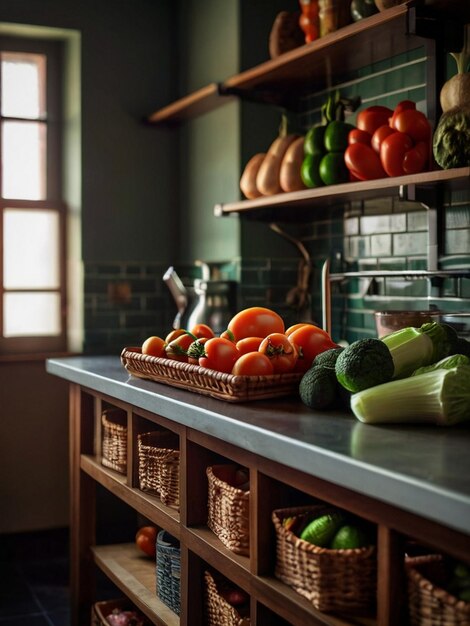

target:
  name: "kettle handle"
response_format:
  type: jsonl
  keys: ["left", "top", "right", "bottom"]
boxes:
{"left": 163, "top": 266, "right": 188, "bottom": 314}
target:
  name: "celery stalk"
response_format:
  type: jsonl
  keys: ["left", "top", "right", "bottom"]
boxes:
{"left": 381, "top": 326, "right": 434, "bottom": 378}
{"left": 350, "top": 365, "right": 470, "bottom": 426}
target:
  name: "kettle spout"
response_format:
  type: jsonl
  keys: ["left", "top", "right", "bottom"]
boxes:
{"left": 163, "top": 267, "right": 188, "bottom": 326}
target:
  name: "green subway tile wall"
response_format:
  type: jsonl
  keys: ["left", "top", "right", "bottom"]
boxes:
{"left": 83, "top": 46, "right": 469, "bottom": 352}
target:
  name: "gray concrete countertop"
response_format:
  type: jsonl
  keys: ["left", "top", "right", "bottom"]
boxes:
{"left": 47, "top": 355, "right": 470, "bottom": 536}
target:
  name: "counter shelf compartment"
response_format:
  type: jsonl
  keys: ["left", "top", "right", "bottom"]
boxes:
{"left": 101, "top": 407, "right": 128, "bottom": 474}
{"left": 272, "top": 504, "right": 377, "bottom": 614}
{"left": 138, "top": 430, "right": 180, "bottom": 510}
{"left": 204, "top": 568, "right": 250, "bottom": 626}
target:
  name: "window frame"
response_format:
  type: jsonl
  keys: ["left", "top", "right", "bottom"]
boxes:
{"left": 0, "top": 35, "right": 67, "bottom": 355}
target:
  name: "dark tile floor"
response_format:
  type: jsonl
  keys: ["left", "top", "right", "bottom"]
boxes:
{"left": 0, "top": 528, "right": 70, "bottom": 625}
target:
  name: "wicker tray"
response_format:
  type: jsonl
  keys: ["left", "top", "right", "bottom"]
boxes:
{"left": 406, "top": 555, "right": 470, "bottom": 626}
{"left": 121, "top": 347, "right": 302, "bottom": 402}
{"left": 138, "top": 431, "right": 180, "bottom": 510}
{"left": 204, "top": 570, "right": 250, "bottom": 626}
{"left": 207, "top": 465, "right": 250, "bottom": 556}
{"left": 272, "top": 505, "right": 377, "bottom": 613}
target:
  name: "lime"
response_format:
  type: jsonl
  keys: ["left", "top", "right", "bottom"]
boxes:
{"left": 299, "top": 513, "right": 344, "bottom": 547}
{"left": 330, "top": 524, "right": 368, "bottom": 549}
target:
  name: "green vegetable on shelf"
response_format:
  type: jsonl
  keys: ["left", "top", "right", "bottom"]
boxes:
{"left": 299, "top": 347, "right": 346, "bottom": 410}
{"left": 350, "top": 364, "right": 470, "bottom": 425}
{"left": 300, "top": 153, "right": 324, "bottom": 188}
{"left": 336, "top": 322, "right": 459, "bottom": 394}
{"left": 412, "top": 353, "right": 470, "bottom": 376}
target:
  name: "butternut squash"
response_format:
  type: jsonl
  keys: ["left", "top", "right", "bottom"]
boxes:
{"left": 240, "top": 153, "right": 266, "bottom": 199}
{"left": 279, "top": 136, "right": 307, "bottom": 192}
{"left": 256, "top": 123, "right": 298, "bottom": 196}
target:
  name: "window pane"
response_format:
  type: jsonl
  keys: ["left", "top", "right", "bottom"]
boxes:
{"left": 1, "top": 52, "right": 46, "bottom": 119}
{"left": 4, "top": 292, "right": 61, "bottom": 337}
{"left": 2, "top": 120, "right": 46, "bottom": 199}
{"left": 4, "top": 209, "right": 60, "bottom": 289}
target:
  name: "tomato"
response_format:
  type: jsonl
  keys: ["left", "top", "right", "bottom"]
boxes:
{"left": 165, "top": 328, "right": 186, "bottom": 343}
{"left": 285, "top": 322, "right": 315, "bottom": 337}
{"left": 165, "top": 332, "right": 195, "bottom": 361}
{"left": 402, "top": 140, "right": 429, "bottom": 174}
{"left": 259, "top": 333, "right": 298, "bottom": 374}
{"left": 371, "top": 124, "right": 395, "bottom": 153}
{"left": 199, "top": 337, "right": 240, "bottom": 373}
{"left": 135, "top": 526, "right": 157, "bottom": 558}
{"left": 348, "top": 128, "right": 371, "bottom": 145}
{"left": 391, "top": 109, "right": 431, "bottom": 143}
{"left": 236, "top": 336, "right": 263, "bottom": 355}
{"left": 389, "top": 99, "right": 416, "bottom": 128}
{"left": 344, "top": 143, "right": 386, "bottom": 180}
{"left": 187, "top": 337, "right": 209, "bottom": 364}
{"left": 356, "top": 106, "right": 393, "bottom": 135}
{"left": 231, "top": 352, "right": 274, "bottom": 376}
{"left": 141, "top": 335, "right": 166, "bottom": 357}
{"left": 288, "top": 325, "right": 337, "bottom": 372}
{"left": 190, "top": 323, "right": 215, "bottom": 339}
{"left": 220, "top": 588, "right": 249, "bottom": 606}
{"left": 228, "top": 307, "right": 285, "bottom": 342}
{"left": 380, "top": 131, "right": 413, "bottom": 177}
{"left": 219, "top": 329, "right": 236, "bottom": 343}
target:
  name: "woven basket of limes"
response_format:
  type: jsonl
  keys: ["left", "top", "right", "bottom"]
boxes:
{"left": 272, "top": 504, "right": 377, "bottom": 613}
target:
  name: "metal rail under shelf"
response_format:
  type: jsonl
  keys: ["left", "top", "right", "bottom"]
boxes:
{"left": 321, "top": 261, "right": 470, "bottom": 335}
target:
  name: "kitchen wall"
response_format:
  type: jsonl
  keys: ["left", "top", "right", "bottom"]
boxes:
{"left": 0, "top": 0, "right": 177, "bottom": 532}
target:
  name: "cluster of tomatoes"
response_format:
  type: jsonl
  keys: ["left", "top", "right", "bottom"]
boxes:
{"left": 141, "top": 306, "right": 337, "bottom": 376}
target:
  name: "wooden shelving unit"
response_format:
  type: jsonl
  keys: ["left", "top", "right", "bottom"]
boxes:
{"left": 69, "top": 384, "right": 470, "bottom": 626}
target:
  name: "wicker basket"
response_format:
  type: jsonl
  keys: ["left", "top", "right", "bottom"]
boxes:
{"left": 406, "top": 555, "right": 470, "bottom": 626}
{"left": 207, "top": 464, "right": 250, "bottom": 556}
{"left": 121, "top": 347, "right": 302, "bottom": 402}
{"left": 91, "top": 598, "right": 149, "bottom": 625}
{"left": 272, "top": 505, "right": 377, "bottom": 613}
{"left": 204, "top": 570, "right": 250, "bottom": 626}
{"left": 156, "top": 530, "right": 181, "bottom": 615}
{"left": 101, "top": 408, "right": 127, "bottom": 474}
{"left": 137, "top": 431, "right": 180, "bottom": 509}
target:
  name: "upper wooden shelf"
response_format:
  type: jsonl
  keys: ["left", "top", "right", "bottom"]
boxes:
{"left": 214, "top": 168, "right": 470, "bottom": 222}
{"left": 148, "top": 3, "right": 425, "bottom": 125}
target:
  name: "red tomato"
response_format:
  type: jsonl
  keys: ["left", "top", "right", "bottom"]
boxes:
{"left": 258, "top": 333, "right": 298, "bottom": 374}
{"left": 348, "top": 128, "right": 371, "bottom": 145}
{"left": 190, "top": 323, "right": 215, "bottom": 339}
{"left": 391, "top": 109, "right": 431, "bottom": 143}
{"left": 135, "top": 526, "right": 157, "bottom": 558}
{"left": 380, "top": 132, "right": 413, "bottom": 177}
{"left": 228, "top": 307, "right": 285, "bottom": 341}
{"left": 389, "top": 99, "right": 416, "bottom": 127}
{"left": 141, "top": 335, "right": 166, "bottom": 357}
{"left": 219, "top": 329, "right": 236, "bottom": 343}
{"left": 356, "top": 106, "right": 393, "bottom": 135}
{"left": 165, "top": 332, "right": 195, "bottom": 361}
{"left": 402, "top": 141, "right": 429, "bottom": 174}
{"left": 288, "top": 325, "right": 337, "bottom": 372}
{"left": 231, "top": 352, "right": 274, "bottom": 376}
{"left": 165, "top": 328, "right": 186, "bottom": 343}
{"left": 344, "top": 143, "right": 386, "bottom": 180}
{"left": 199, "top": 337, "right": 240, "bottom": 373}
{"left": 371, "top": 124, "right": 395, "bottom": 153}
{"left": 187, "top": 337, "right": 209, "bottom": 364}
{"left": 236, "top": 336, "right": 263, "bottom": 355}
{"left": 285, "top": 322, "right": 316, "bottom": 337}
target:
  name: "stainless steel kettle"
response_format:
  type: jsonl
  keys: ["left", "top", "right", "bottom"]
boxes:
{"left": 163, "top": 265, "right": 237, "bottom": 334}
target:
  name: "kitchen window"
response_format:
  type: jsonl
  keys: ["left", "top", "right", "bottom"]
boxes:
{"left": 0, "top": 36, "right": 66, "bottom": 355}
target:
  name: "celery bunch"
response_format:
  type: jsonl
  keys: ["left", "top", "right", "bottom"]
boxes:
{"left": 350, "top": 365, "right": 470, "bottom": 426}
